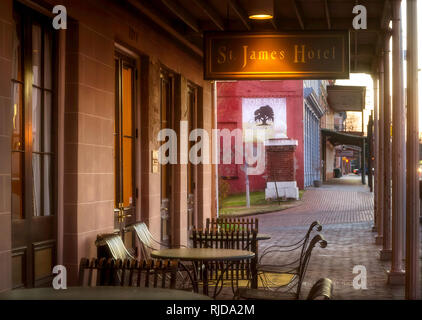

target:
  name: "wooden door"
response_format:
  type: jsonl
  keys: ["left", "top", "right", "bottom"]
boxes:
{"left": 187, "top": 85, "right": 197, "bottom": 231}
{"left": 11, "top": 4, "right": 57, "bottom": 288}
{"left": 160, "top": 70, "right": 174, "bottom": 246}
{"left": 114, "top": 52, "right": 137, "bottom": 248}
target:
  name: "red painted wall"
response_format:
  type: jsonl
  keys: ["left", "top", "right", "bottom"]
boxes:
{"left": 217, "top": 81, "right": 304, "bottom": 194}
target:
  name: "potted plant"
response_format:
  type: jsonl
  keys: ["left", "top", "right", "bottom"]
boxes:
{"left": 313, "top": 180, "right": 322, "bottom": 187}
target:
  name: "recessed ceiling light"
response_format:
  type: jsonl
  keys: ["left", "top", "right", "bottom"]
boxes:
{"left": 247, "top": 0, "right": 274, "bottom": 21}
{"left": 249, "top": 14, "right": 273, "bottom": 20}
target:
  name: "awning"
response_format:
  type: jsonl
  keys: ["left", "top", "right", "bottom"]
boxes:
{"left": 321, "top": 128, "right": 366, "bottom": 147}
{"left": 327, "top": 85, "right": 366, "bottom": 112}
{"left": 132, "top": 1, "right": 392, "bottom": 74}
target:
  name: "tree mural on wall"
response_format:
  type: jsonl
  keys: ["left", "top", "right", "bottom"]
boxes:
{"left": 254, "top": 105, "right": 274, "bottom": 126}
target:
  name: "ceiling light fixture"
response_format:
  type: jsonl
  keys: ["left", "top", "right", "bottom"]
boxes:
{"left": 247, "top": 0, "right": 274, "bottom": 20}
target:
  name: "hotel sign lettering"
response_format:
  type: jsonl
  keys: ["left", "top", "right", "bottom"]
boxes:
{"left": 204, "top": 31, "right": 350, "bottom": 80}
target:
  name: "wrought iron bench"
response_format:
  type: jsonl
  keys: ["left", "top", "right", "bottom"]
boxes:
{"left": 191, "top": 227, "right": 258, "bottom": 294}
{"left": 206, "top": 217, "right": 259, "bottom": 232}
{"left": 78, "top": 257, "right": 178, "bottom": 289}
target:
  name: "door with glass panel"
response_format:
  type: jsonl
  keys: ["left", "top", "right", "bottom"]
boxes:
{"left": 187, "top": 84, "right": 197, "bottom": 232}
{"left": 114, "top": 52, "right": 137, "bottom": 249}
{"left": 11, "top": 4, "right": 56, "bottom": 288}
{"left": 160, "top": 69, "right": 174, "bottom": 246}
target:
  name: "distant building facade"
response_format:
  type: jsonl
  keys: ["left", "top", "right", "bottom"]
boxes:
{"left": 217, "top": 80, "right": 334, "bottom": 196}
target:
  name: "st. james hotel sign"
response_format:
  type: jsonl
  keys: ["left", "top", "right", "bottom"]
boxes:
{"left": 204, "top": 31, "right": 350, "bottom": 80}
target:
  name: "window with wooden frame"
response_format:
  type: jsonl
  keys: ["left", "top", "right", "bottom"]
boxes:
{"left": 11, "top": 5, "right": 56, "bottom": 220}
{"left": 11, "top": 2, "right": 57, "bottom": 289}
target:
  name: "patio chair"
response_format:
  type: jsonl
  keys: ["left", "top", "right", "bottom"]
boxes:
{"left": 191, "top": 227, "right": 258, "bottom": 294}
{"left": 95, "top": 233, "right": 135, "bottom": 260}
{"left": 235, "top": 234, "right": 327, "bottom": 300}
{"left": 78, "top": 257, "right": 177, "bottom": 289}
{"left": 125, "top": 221, "right": 192, "bottom": 289}
{"left": 206, "top": 217, "right": 258, "bottom": 232}
{"left": 306, "top": 278, "right": 333, "bottom": 300}
{"left": 258, "top": 220, "right": 322, "bottom": 268}
{"left": 125, "top": 222, "right": 187, "bottom": 259}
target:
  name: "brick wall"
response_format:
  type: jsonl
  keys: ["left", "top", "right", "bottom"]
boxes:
{"left": 63, "top": 18, "right": 116, "bottom": 284}
{"left": 0, "top": 0, "right": 12, "bottom": 293}
{"left": 0, "top": 0, "right": 214, "bottom": 287}
{"left": 266, "top": 145, "right": 297, "bottom": 182}
{"left": 217, "top": 80, "right": 304, "bottom": 193}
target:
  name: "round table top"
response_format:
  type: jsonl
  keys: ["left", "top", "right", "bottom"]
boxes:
{"left": 0, "top": 286, "right": 211, "bottom": 300}
{"left": 189, "top": 233, "right": 271, "bottom": 241}
{"left": 151, "top": 248, "right": 255, "bottom": 261}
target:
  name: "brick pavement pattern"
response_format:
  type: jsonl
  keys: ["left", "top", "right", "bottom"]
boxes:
{"left": 217, "top": 175, "right": 415, "bottom": 300}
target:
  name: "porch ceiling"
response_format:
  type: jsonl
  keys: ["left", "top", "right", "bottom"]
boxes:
{"left": 327, "top": 85, "right": 366, "bottom": 112}
{"left": 126, "top": 0, "right": 392, "bottom": 74}
{"left": 321, "top": 128, "right": 366, "bottom": 147}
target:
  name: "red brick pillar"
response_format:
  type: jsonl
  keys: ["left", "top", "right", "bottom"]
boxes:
{"left": 265, "top": 140, "right": 299, "bottom": 200}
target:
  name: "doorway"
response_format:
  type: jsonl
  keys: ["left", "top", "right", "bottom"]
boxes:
{"left": 11, "top": 3, "right": 57, "bottom": 288}
{"left": 160, "top": 69, "right": 175, "bottom": 246}
{"left": 187, "top": 84, "right": 198, "bottom": 232}
{"left": 114, "top": 51, "right": 137, "bottom": 249}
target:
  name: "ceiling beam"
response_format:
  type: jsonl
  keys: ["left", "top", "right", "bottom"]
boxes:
{"left": 271, "top": 0, "right": 280, "bottom": 30}
{"left": 323, "top": 0, "right": 331, "bottom": 29}
{"left": 275, "top": 18, "right": 381, "bottom": 31}
{"left": 228, "top": 0, "right": 252, "bottom": 31}
{"left": 126, "top": 0, "right": 202, "bottom": 57}
{"left": 380, "top": 0, "right": 391, "bottom": 29}
{"left": 291, "top": 0, "right": 305, "bottom": 29}
{"left": 354, "top": 29, "right": 358, "bottom": 71}
{"left": 192, "top": 0, "right": 224, "bottom": 31}
{"left": 371, "top": 0, "right": 392, "bottom": 73}
{"left": 161, "top": 0, "right": 200, "bottom": 33}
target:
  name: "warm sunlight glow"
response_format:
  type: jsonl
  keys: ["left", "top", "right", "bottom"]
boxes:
{"left": 335, "top": 73, "right": 374, "bottom": 135}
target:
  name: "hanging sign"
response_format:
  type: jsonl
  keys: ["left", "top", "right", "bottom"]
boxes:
{"left": 204, "top": 31, "right": 350, "bottom": 80}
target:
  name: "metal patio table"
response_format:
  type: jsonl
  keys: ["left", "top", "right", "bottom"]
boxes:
{"left": 0, "top": 286, "right": 211, "bottom": 300}
{"left": 151, "top": 248, "right": 255, "bottom": 298}
{"left": 188, "top": 233, "right": 271, "bottom": 289}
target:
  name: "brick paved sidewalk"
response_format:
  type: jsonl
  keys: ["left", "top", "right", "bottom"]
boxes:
{"left": 257, "top": 175, "right": 374, "bottom": 229}
{"left": 217, "top": 175, "right": 415, "bottom": 300}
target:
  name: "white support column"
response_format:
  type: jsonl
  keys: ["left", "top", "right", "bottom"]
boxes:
{"left": 380, "top": 32, "right": 392, "bottom": 261}
{"left": 372, "top": 75, "right": 379, "bottom": 233}
{"left": 376, "top": 58, "right": 385, "bottom": 245}
{"left": 405, "top": 0, "right": 421, "bottom": 300}
{"left": 388, "top": 0, "right": 406, "bottom": 284}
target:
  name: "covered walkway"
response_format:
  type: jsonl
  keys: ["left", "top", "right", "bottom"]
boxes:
{"left": 237, "top": 175, "right": 420, "bottom": 300}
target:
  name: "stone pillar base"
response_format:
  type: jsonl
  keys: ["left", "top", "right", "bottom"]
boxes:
{"left": 375, "top": 235, "right": 383, "bottom": 245}
{"left": 265, "top": 181, "right": 299, "bottom": 200}
{"left": 387, "top": 270, "right": 406, "bottom": 285}
{"left": 379, "top": 249, "right": 392, "bottom": 261}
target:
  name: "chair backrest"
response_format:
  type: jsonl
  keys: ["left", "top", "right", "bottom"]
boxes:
{"left": 206, "top": 217, "right": 258, "bottom": 232}
{"left": 306, "top": 278, "right": 333, "bottom": 300}
{"left": 191, "top": 228, "right": 257, "bottom": 281}
{"left": 298, "top": 221, "right": 322, "bottom": 264}
{"left": 192, "top": 228, "right": 257, "bottom": 251}
{"left": 258, "top": 221, "right": 322, "bottom": 268}
{"left": 95, "top": 233, "right": 135, "bottom": 260}
{"left": 126, "top": 221, "right": 161, "bottom": 259}
{"left": 129, "top": 222, "right": 155, "bottom": 259}
{"left": 78, "top": 257, "right": 178, "bottom": 289}
{"left": 296, "top": 234, "right": 327, "bottom": 298}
